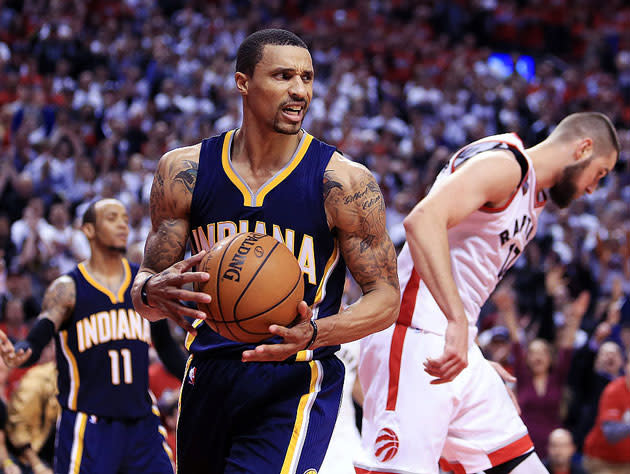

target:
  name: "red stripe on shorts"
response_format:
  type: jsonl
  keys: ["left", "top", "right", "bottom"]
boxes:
{"left": 386, "top": 269, "right": 420, "bottom": 411}
{"left": 488, "top": 433, "right": 534, "bottom": 467}
{"left": 355, "top": 468, "right": 400, "bottom": 474}
{"left": 439, "top": 458, "right": 466, "bottom": 474}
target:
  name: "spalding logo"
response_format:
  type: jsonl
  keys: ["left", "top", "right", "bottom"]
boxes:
{"left": 374, "top": 428, "right": 399, "bottom": 462}
{"left": 222, "top": 234, "right": 264, "bottom": 282}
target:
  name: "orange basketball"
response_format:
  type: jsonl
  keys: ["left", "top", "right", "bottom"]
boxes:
{"left": 195, "top": 232, "right": 304, "bottom": 343}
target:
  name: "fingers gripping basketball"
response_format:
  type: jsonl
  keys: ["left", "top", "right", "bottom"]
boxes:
{"left": 195, "top": 232, "right": 304, "bottom": 343}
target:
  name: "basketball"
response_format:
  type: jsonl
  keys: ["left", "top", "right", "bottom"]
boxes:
{"left": 195, "top": 232, "right": 305, "bottom": 343}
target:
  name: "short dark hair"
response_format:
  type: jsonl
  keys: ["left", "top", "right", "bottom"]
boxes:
{"left": 82, "top": 201, "right": 97, "bottom": 226}
{"left": 551, "top": 112, "right": 620, "bottom": 158}
{"left": 236, "top": 29, "right": 308, "bottom": 77}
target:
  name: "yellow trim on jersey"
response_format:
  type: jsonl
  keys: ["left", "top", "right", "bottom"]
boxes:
{"left": 313, "top": 239, "right": 339, "bottom": 307}
{"left": 70, "top": 412, "right": 87, "bottom": 474}
{"left": 176, "top": 355, "right": 194, "bottom": 474}
{"left": 221, "top": 130, "right": 250, "bottom": 206}
{"left": 185, "top": 319, "right": 204, "bottom": 350}
{"left": 254, "top": 134, "right": 313, "bottom": 206}
{"left": 281, "top": 360, "right": 321, "bottom": 474}
{"left": 60, "top": 331, "right": 80, "bottom": 410}
{"left": 294, "top": 240, "right": 340, "bottom": 362}
{"left": 77, "top": 258, "right": 131, "bottom": 304}
{"left": 221, "top": 129, "right": 313, "bottom": 207}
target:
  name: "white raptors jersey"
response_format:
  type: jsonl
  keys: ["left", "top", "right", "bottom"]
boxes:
{"left": 397, "top": 133, "right": 546, "bottom": 343}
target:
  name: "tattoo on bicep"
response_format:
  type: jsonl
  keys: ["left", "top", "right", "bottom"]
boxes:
{"left": 42, "top": 279, "right": 75, "bottom": 321}
{"left": 173, "top": 160, "right": 198, "bottom": 194}
{"left": 323, "top": 170, "right": 344, "bottom": 200}
{"left": 340, "top": 174, "right": 399, "bottom": 291}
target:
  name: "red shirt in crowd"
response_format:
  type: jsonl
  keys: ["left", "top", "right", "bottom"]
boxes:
{"left": 584, "top": 376, "right": 630, "bottom": 463}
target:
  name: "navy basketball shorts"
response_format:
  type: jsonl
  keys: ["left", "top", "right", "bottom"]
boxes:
{"left": 55, "top": 407, "right": 173, "bottom": 473}
{"left": 177, "top": 355, "right": 345, "bottom": 474}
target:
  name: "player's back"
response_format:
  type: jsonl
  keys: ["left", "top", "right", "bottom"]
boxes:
{"left": 56, "top": 259, "right": 152, "bottom": 418}
{"left": 398, "top": 134, "right": 547, "bottom": 341}
{"left": 186, "top": 129, "right": 347, "bottom": 361}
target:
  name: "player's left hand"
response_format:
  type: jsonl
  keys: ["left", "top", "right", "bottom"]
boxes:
{"left": 0, "top": 330, "right": 31, "bottom": 369}
{"left": 424, "top": 317, "right": 468, "bottom": 384}
{"left": 241, "top": 301, "right": 314, "bottom": 362}
{"left": 488, "top": 361, "right": 521, "bottom": 415}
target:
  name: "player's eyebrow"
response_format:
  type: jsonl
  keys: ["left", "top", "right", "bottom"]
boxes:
{"left": 272, "top": 67, "right": 313, "bottom": 77}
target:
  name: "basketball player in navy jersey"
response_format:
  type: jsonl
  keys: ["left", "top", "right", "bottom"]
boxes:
{"left": 0, "top": 199, "right": 173, "bottom": 474}
{"left": 131, "top": 29, "right": 400, "bottom": 473}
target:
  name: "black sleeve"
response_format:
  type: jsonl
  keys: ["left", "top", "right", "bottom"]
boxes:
{"left": 150, "top": 320, "right": 187, "bottom": 379}
{"left": 0, "top": 398, "right": 7, "bottom": 430}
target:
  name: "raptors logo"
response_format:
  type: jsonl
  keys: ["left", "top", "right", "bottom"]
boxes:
{"left": 374, "top": 428, "right": 399, "bottom": 462}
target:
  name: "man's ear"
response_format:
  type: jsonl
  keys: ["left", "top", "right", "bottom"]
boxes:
{"left": 82, "top": 222, "right": 95, "bottom": 239}
{"left": 235, "top": 72, "right": 248, "bottom": 96}
{"left": 575, "top": 137, "right": 593, "bottom": 162}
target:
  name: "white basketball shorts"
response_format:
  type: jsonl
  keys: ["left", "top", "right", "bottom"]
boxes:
{"left": 354, "top": 324, "right": 533, "bottom": 474}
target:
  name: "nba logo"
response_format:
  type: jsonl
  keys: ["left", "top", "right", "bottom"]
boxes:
{"left": 188, "top": 367, "right": 197, "bottom": 385}
{"left": 374, "top": 428, "right": 399, "bottom": 462}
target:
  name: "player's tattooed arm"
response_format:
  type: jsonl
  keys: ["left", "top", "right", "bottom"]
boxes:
{"left": 323, "top": 165, "right": 399, "bottom": 292}
{"left": 317, "top": 154, "right": 400, "bottom": 346}
{"left": 0, "top": 276, "right": 75, "bottom": 368}
{"left": 39, "top": 276, "right": 76, "bottom": 329}
{"left": 132, "top": 145, "right": 211, "bottom": 331}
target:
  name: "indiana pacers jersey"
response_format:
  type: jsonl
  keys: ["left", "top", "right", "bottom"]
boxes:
{"left": 56, "top": 259, "right": 153, "bottom": 418}
{"left": 186, "top": 129, "right": 346, "bottom": 361}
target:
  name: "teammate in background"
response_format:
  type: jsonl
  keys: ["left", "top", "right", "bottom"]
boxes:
{"left": 356, "top": 112, "right": 619, "bottom": 474}
{"left": 0, "top": 199, "right": 173, "bottom": 474}
{"left": 131, "top": 29, "right": 400, "bottom": 473}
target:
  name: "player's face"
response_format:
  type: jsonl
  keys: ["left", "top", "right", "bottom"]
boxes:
{"left": 94, "top": 200, "right": 130, "bottom": 253}
{"left": 246, "top": 45, "right": 313, "bottom": 135}
{"left": 549, "top": 150, "right": 617, "bottom": 208}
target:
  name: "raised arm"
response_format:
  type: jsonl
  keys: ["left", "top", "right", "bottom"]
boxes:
{"left": 0, "top": 276, "right": 74, "bottom": 368}
{"left": 242, "top": 153, "right": 400, "bottom": 362}
{"left": 131, "top": 145, "right": 211, "bottom": 334}
{"left": 403, "top": 150, "right": 522, "bottom": 383}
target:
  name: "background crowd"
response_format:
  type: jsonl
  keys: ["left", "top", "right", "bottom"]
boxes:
{"left": 1, "top": 0, "right": 630, "bottom": 472}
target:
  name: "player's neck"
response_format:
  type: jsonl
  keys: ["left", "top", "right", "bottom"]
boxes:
{"left": 527, "top": 141, "right": 573, "bottom": 192}
{"left": 232, "top": 121, "right": 303, "bottom": 172}
{"left": 85, "top": 249, "right": 125, "bottom": 281}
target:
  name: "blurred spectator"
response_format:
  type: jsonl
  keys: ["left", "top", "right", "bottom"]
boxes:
{"left": 6, "top": 343, "right": 57, "bottom": 474}
{"left": 0, "top": 300, "right": 27, "bottom": 343}
{"left": 503, "top": 285, "right": 589, "bottom": 458}
{"left": 583, "top": 351, "right": 630, "bottom": 473}
{"left": 544, "top": 428, "right": 587, "bottom": 474}
{"left": 566, "top": 321, "right": 625, "bottom": 451}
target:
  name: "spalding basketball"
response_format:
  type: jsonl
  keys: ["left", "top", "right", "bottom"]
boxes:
{"left": 195, "top": 232, "right": 304, "bottom": 343}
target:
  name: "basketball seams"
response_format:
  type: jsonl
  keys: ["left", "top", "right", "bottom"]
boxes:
{"left": 214, "top": 234, "right": 244, "bottom": 341}
{"left": 232, "top": 241, "right": 281, "bottom": 333}
{"left": 219, "top": 270, "right": 303, "bottom": 334}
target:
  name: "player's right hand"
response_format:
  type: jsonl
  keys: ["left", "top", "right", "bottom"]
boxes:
{"left": 0, "top": 330, "right": 31, "bottom": 369}
{"left": 423, "top": 317, "right": 468, "bottom": 384}
{"left": 140, "top": 251, "right": 212, "bottom": 334}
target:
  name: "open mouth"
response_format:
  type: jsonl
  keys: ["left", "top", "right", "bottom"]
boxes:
{"left": 281, "top": 104, "right": 305, "bottom": 121}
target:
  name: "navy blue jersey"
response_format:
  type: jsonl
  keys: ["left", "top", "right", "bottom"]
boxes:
{"left": 186, "top": 129, "right": 346, "bottom": 361}
{"left": 56, "top": 259, "right": 153, "bottom": 418}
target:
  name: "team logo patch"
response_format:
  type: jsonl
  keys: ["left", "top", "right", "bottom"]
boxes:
{"left": 374, "top": 428, "right": 399, "bottom": 462}
{"left": 303, "top": 469, "right": 317, "bottom": 474}
{"left": 188, "top": 366, "right": 196, "bottom": 385}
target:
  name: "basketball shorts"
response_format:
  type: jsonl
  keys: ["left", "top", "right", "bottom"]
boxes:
{"left": 354, "top": 325, "right": 533, "bottom": 474}
{"left": 55, "top": 407, "right": 173, "bottom": 473}
{"left": 177, "top": 354, "right": 345, "bottom": 474}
